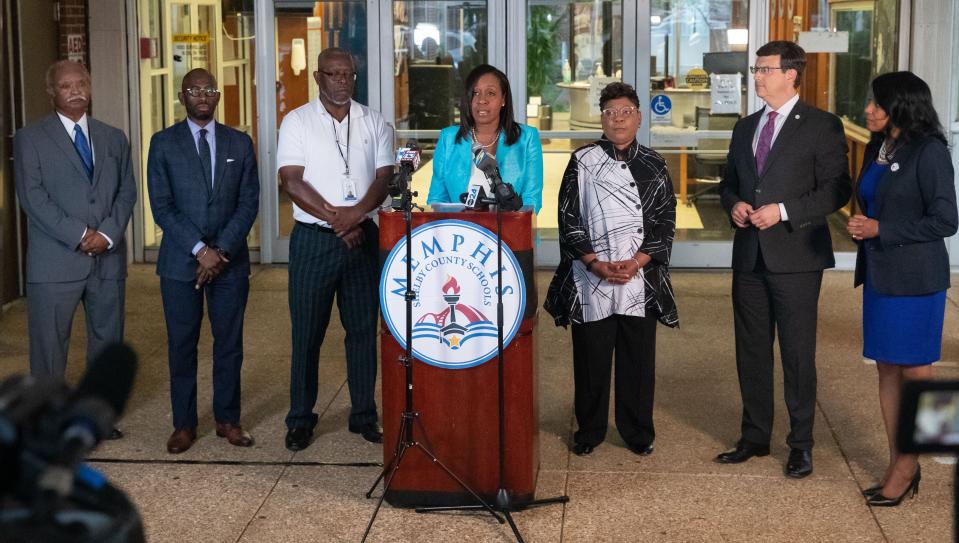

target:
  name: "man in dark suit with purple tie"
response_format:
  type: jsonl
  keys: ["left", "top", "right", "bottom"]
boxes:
{"left": 715, "top": 41, "right": 852, "bottom": 478}
{"left": 147, "top": 69, "right": 260, "bottom": 454}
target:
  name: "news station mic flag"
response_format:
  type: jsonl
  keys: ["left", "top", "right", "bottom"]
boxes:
{"left": 461, "top": 140, "right": 523, "bottom": 211}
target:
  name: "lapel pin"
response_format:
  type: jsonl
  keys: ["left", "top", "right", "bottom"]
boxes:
{"left": 794, "top": 114, "right": 800, "bottom": 119}
{"left": 891, "top": 163, "right": 900, "bottom": 172}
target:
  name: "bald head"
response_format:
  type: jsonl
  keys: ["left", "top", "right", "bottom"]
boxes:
{"left": 317, "top": 47, "right": 355, "bottom": 70}
{"left": 181, "top": 68, "right": 217, "bottom": 92}
{"left": 178, "top": 68, "right": 220, "bottom": 124}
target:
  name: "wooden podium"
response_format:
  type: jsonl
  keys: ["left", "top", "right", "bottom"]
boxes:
{"left": 377, "top": 209, "right": 539, "bottom": 507}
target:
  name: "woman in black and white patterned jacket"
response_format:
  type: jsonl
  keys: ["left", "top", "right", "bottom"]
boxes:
{"left": 545, "top": 82, "right": 678, "bottom": 457}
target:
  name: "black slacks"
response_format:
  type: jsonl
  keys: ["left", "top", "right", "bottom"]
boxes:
{"left": 571, "top": 314, "right": 657, "bottom": 449}
{"left": 732, "top": 268, "right": 823, "bottom": 451}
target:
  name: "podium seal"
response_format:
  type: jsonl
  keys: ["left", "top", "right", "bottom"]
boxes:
{"left": 380, "top": 219, "right": 526, "bottom": 369}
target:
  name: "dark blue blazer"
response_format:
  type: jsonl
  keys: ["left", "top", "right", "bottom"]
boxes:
{"left": 147, "top": 121, "right": 259, "bottom": 282}
{"left": 854, "top": 136, "right": 957, "bottom": 296}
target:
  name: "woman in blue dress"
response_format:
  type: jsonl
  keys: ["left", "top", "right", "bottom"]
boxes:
{"left": 847, "top": 71, "right": 958, "bottom": 507}
{"left": 426, "top": 64, "right": 544, "bottom": 213}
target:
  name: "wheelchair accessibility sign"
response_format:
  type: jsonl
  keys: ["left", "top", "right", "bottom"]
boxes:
{"left": 650, "top": 94, "right": 672, "bottom": 125}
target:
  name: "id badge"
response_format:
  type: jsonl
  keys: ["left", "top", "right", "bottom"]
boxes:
{"left": 342, "top": 174, "right": 358, "bottom": 201}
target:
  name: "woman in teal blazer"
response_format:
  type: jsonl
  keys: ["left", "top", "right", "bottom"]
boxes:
{"left": 426, "top": 64, "right": 544, "bottom": 213}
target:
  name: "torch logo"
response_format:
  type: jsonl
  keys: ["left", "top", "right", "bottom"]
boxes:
{"left": 380, "top": 220, "right": 526, "bottom": 369}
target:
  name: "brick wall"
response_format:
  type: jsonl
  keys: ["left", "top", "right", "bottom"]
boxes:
{"left": 57, "top": 0, "right": 89, "bottom": 66}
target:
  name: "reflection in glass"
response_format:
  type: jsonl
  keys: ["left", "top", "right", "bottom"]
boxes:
{"left": 648, "top": 0, "right": 748, "bottom": 240}
{"left": 393, "top": 2, "right": 489, "bottom": 206}
{"left": 392, "top": 1, "right": 488, "bottom": 132}
{"left": 138, "top": 0, "right": 259, "bottom": 249}
{"left": 526, "top": 1, "right": 623, "bottom": 135}
{"left": 275, "top": 1, "right": 369, "bottom": 238}
{"left": 831, "top": 4, "right": 873, "bottom": 127}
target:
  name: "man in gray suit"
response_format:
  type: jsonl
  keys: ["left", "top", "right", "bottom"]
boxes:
{"left": 14, "top": 60, "right": 137, "bottom": 438}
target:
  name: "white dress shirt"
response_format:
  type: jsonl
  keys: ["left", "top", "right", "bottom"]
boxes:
{"left": 752, "top": 93, "right": 800, "bottom": 222}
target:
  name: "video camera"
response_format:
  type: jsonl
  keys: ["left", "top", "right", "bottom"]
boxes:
{"left": 0, "top": 343, "right": 144, "bottom": 543}
{"left": 896, "top": 379, "right": 959, "bottom": 541}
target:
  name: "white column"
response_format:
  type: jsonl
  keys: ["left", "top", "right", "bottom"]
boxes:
{"left": 911, "top": 0, "right": 959, "bottom": 268}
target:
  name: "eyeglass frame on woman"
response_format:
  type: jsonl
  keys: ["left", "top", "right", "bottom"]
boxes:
{"left": 318, "top": 70, "right": 357, "bottom": 81}
{"left": 600, "top": 106, "right": 639, "bottom": 119}
{"left": 184, "top": 87, "right": 221, "bottom": 97}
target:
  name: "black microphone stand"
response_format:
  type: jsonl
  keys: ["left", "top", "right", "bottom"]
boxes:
{"left": 362, "top": 171, "right": 503, "bottom": 542}
{"left": 416, "top": 187, "right": 569, "bottom": 543}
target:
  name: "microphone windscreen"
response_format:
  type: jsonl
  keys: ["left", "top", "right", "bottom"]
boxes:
{"left": 75, "top": 343, "right": 138, "bottom": 417}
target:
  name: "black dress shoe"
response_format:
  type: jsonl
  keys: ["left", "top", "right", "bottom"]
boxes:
{"left": 349, "top": 423, "right": 383, "bottom": 444}
{"left": 285, "top": 427, "right": 313, "bottom": 451}
{"left": 627, "top": 442, "right": 654, "bottom": 456}
{"left": 571, "top": 442, "right": 594, "bottom": 456}
{"left": 714, "top": 442, "right": 770, "bottom": 464}
{"left": 108, "top": 428, "right": 124, "bottom": 440}
{"left": 785, "top": 448, "right": 813, "bottom": 478}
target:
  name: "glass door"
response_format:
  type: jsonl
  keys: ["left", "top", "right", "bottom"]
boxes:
{"left": 259, "top": 0, "right": 371, "bottom": 261}
{"left": 378, "top": 1, "right": 492, "bottom": 215}
{"left": 646, "top": 0, "right": 753, "bottom": 267}
{"left": 519, "top": 0, "right": 632, "bottom": 265}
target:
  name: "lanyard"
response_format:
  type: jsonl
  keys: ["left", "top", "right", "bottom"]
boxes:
{"left": 330, "top": 110, "right": 351, "bottom": 176}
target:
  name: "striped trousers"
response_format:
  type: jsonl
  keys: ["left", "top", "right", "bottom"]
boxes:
{"left": 286, "top": 221, "right": 380, "bottom": 430}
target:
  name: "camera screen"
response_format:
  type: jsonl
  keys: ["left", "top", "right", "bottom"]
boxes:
{"left": 912, "top": 390, "right": 959, "bottom": 446}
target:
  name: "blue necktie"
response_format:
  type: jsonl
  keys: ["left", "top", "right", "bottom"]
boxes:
{"left": 73, "top": 124, "right": 94, "bottom": 180}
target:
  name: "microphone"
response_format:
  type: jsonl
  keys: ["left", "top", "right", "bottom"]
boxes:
{"left": 58, "top": 343, "right": 138, "bottom": 466}
{"left": 465, "top": 140, "right": 523, "bottom": 212}
{"left": 461, "top": 140, "right": 492, "bottom": 209}
{"left": 389, "top": 140, "right": 421, "bottom": 197}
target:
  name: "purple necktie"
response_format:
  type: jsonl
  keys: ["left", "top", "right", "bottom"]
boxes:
{"left": 755, "top": 110, "right": 778, "bottom": 174}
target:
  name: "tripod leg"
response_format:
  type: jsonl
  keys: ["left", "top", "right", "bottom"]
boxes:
{"left": 365, "top": 418, "right": 410, "bottom": 498}
{"left": 412, "top": 443, "right": 504, "bottom": 524}
{"left": 502, "top": 511, "right": 524, "bottom": 543}
{"left": 361, "top": 441, "right": 411, "bottom": 542}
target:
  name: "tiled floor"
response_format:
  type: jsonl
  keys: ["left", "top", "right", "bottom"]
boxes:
{"left": 1, "top": 266, "right": 955, "bottom": 542}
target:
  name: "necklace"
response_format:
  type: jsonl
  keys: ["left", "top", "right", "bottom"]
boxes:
{"left": 472, "top": 129, "right": 499, "bottom": 149}
{"left": 877, "top": 138, "right": 897, "bottom": 165}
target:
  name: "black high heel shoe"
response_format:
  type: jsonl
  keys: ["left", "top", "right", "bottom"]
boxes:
{"left": 861, "top": 484, "right": 882, "bottom": 498}
{"left": 866, "top": 466, "right": 921, "bottom": 507}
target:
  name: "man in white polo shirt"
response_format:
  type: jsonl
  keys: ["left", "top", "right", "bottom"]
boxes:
{"left": 276, "top": 48, "right": 394, "bottom": 451}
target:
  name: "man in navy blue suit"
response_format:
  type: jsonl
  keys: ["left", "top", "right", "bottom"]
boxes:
{"left": 147, "top": 69, "right": 260, "bottom": 454}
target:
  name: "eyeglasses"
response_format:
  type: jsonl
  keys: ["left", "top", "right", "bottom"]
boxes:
{"left": 184, "top": 87, "right": 221, "bottom": 97}
{"left": 319, "top": 70, "right": 357, "bottom": 81}
{"left": 601, "top": 106, "right": 638, "bottom": 119}
{"left": 749, "top": 66, "right": 784, "bottom": 75}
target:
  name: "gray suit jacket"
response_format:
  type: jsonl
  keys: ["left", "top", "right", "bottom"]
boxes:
{"left": 719, "top": 101, "right": 852, "bottom": 273}
{"left": 14, "top": 113, "right": 137, "bottom": 282}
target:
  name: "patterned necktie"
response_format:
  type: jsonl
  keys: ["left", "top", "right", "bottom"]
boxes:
{"left": 73, "top": 124, "right": 94, "bottom": 180}
{"left": 198, "top": 128, "right": 213, "bottom": 188}
{"left": 754, "top": 110, "right": 778, "bottom": 174}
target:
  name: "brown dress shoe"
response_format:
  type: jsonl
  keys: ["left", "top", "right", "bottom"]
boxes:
{"left": 167, "top": 428, "right": 197, "bottom": 454}
{"left": 215, "top": 422, "right": 254, "bottom": 447}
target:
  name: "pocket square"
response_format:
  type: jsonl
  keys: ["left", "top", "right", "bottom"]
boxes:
{"left": 226, "top": 158, "right": 236, "bottom": 163}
